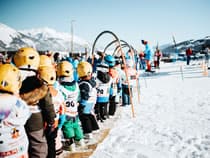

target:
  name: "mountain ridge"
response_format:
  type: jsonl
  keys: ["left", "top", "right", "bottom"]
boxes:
{"left": 1, "top": 23, "right": 209, "bottom": 55}
{"left": 0, "top": 23, "right": 89, "bottom": 52}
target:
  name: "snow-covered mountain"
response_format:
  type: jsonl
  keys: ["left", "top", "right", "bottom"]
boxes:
{"left": 161, "top": 37, "right": 210, "bottom": 56}
{"left": 0, "top": 23, "right": 35, "bottom": 51}
{"left": 0, "top": 23, "right": 89, "bottom": 52}
{"left": 1, "top": 22, "right": 209, "bottom": 55}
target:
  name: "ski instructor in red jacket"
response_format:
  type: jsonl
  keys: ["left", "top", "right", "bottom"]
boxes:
{"left": 186, "top": 47, "right": 192, "bottom": 65}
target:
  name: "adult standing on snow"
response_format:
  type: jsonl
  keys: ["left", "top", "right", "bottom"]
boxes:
{"left": 13, "top": 47, "right": 56, "bottom": 158}
{"left": 186, "top": 47, "right": 192, "bottom": 65}
{"left": 154, "top": 48, "right": 162, "bottom": 69}
{"left": 142, "top": 40, "right": 154, "bottom": 72}
{"left": 139, "top": 51, "right": 146, "bottom": 69}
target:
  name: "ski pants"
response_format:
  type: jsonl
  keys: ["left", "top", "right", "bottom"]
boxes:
{"left": 62, "top": 117, "right": 84, "bottom": 141}
{"left": 27, "top": 128, "right": 48, "bottom": 158}
{"left": 122, "top": 84, "right": 133, "bottom": 106}
{"left": 45, "top": 127, "right": 58, "bottom": 158}
{"left": 95, "top": 102, "right": 108, "bottom": 120}
{"left": 109, "top": 96, "right": 117, "bottom": 116}
{"left": 79, "top": 113, "right": 99, "bottom": 134}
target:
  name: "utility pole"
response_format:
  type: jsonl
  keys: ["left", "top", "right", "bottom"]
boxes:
{"left": 71, "top": 20, "right": 75, "bottom": 54}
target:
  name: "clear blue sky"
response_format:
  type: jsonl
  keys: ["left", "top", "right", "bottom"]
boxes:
{"left": 1, "top": 0, "right": 210, "bottom": 49}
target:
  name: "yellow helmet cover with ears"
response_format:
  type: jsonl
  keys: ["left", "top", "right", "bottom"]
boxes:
{"left": 0, "top": 64, "right": 22, "bottom": 94}
{"left": 39, "top": 55, "right": 53, "bottom": 67}
{"left": 77, "top": 61, "right": 92, "bottom": 78}
{"left": 56, "top": 61, "right": 73, "bottom": 77}
{"left": 14, "top": 47, "right": 40, "bottom": 70}
{"left": 38, "top": 66, "right": 56, "bottom": 85}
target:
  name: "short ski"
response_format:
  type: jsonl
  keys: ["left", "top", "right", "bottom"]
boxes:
{"left": 61, "top": 128, "right": 110, "bottom": 158}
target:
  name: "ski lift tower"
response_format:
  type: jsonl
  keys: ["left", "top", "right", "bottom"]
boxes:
{"left": 172, "top": 35, "right": 179, "bottom": 62}
{"left": 71, "top": 20, "right": 75, "bottom": 54}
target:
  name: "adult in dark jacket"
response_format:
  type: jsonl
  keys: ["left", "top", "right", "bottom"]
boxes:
{"left": 13, "top": 47, "right": 56, "bottom": 158}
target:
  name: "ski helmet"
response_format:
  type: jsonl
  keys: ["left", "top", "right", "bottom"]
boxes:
{"left": 39, "top": 55, "right": 53, "bottom": 68}
{"left": 38, "top": 66, "right": 56, "bottom": 85}
{"left": 104, "top": 55, "right": 115, "bottom": 67}
{"left": 14, "top": 47, "right": 40, "bottom": 70}
{"left": 57, "top": 61, "right": 74, "bottom": 77}
{"left": 0, "top": 64, "right": 22, "bottom": 94}
{"left": 77, "top": 61, "right": 92, "bottom": 78}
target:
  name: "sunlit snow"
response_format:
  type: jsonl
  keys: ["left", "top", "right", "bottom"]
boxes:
{"left": 90, "top": 60, "right": 210, "bottom": 158}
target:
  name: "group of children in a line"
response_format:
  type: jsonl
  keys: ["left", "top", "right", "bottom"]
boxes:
{"left": 0, "top": 47, "right": 139, "bottom": 158}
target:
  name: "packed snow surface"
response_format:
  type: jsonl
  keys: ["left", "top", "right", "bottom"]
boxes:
{"left": 90, "top": 61, "right": 210, "bottom": 158}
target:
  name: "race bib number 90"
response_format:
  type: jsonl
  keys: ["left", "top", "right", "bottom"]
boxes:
{"left": 65, "top": 100, "right": 75, "bottom": 107}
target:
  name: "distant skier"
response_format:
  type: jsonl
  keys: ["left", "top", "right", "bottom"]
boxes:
{"left": 142, "top": 40, "right": 154, "bottom": 72}
{"left": 204, "top": 46, "right": 210, "bottom": 68}
{"left": 139, "top": 51, "right": 146, "bottom": 69}
{"left": 154, "top": 49, "right": 162, "bottom": 69}
{"left": 186, "top": 47, "right": 192, "bottom": 65}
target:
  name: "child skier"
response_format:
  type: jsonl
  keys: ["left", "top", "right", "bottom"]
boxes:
{"left": 95, "top": 62, "right": 111, "bottom": 122}
{"left": 0, "top": 64, "right": 31, "bottom": 158}
{"left": 57, "top": 61, "right": 84, "bottom": 151}
{"left": 37, "top": 57, "right": 65, "bottom": 157}
{"left": 114, "top": 57, "right": 123, "bottom": 106}
{"left": 104, "top": 55, "right": 119, "bottom": 116}
{"left": 121, "top": 59, "right": 137, "bottom": 106}
{"left": 77, "top": 61, "right": 99, "bottom": 140}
